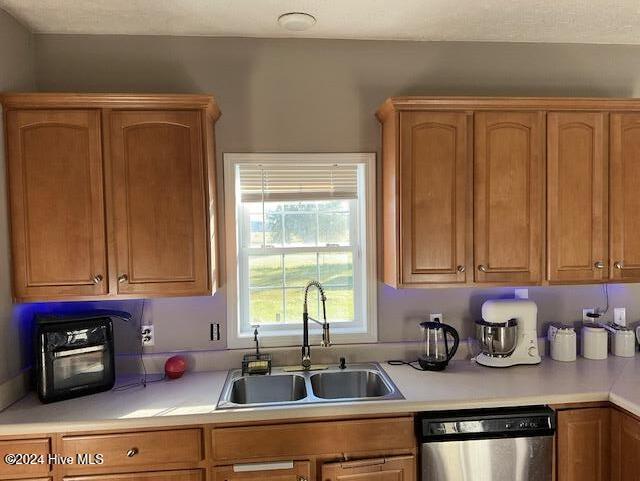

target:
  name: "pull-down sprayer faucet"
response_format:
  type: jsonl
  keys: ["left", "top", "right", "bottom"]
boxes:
{"left": 301, "top": 280, "right": 331, "bottom": 369}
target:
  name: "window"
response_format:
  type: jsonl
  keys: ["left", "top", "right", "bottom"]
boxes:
{"left": 224, "top": 153, "right": 376, "bottom": 348}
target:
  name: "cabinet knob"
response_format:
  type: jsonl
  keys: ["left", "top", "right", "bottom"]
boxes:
{"left": 614, "top": 261, "right": 625, "bottom": 270}
{"left": 594, "top": 261, "right": 605, "bottom": 269}
{"left": 126, "top": 447, "right": 138, "bottom": 457}
{"left": 457, "top": 265, "right": 466, "bottom": 273}
{"left": 92, "top": 274, "right": 104, "bottom": 284}
{"left": 478, "top": 265, "right": 488, "bottom": 273}
{"left": 297, "top": 477, "right": 308, "bottom": 481}
{"left": 118, "top": 274, "right": 129, "bottom": 283}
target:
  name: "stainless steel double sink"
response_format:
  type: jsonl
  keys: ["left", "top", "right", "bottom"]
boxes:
{"left": 216, "top": 363, "right": 403, "bottom": 409}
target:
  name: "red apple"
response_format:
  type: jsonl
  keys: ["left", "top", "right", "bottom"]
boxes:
{"left": 164, "top": 355, "right": 187, "bottom": 379}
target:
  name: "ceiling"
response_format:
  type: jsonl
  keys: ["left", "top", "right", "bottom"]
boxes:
{"left": 1, "top": 0, "right": 640, "bottom": 44}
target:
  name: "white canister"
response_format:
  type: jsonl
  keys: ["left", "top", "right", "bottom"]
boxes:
{"left": 548, "top": 326, "right": 577, "bottom": 362}
{"left": 613, "top": 328, "right": 636, "bottom": 357}
{"left": 582, "top": 325, "right": 608, "bottom": 360}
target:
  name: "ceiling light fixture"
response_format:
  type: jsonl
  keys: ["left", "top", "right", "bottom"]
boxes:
{"left": 277, "top": 12, "right": 317, "bottom": 31}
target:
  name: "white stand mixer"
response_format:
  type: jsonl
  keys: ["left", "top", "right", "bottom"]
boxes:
{"left": 476, "top": 299, "right": 542, "bottom": 368}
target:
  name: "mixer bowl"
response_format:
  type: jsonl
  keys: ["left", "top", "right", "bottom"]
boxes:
{"left": 475, "top": 319, "right": 518, "bottom": 357}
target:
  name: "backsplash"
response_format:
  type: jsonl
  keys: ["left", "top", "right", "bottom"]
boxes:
{"left": 14, "top": 283, "right": 640, "bottom": 368}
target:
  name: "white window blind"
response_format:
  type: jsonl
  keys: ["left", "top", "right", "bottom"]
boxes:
{"left": 238, "top": 163, "right": 359, "bottom": 202}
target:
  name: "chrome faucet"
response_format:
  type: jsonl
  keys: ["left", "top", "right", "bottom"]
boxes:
{"left": 301, "top": 280, "right": 331, "bottom": 369}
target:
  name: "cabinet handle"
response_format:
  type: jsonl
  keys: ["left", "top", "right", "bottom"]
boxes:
{"left": 478, "top": 265, "right": 488, "bottom": 273}
{"left": 92, "top": 274, "right": 104, "bottom": 284}
{"left": 118, "top": 274, "right": 129, "bottom": 283}
{"left": 614, "top": 261, "right": 626, "bottom": 270}
{"left": 594, "top": 261, "right": 605, "bottom": 269}
{"left": 457, "top": 265, "right": 466, "bottom": 273}
{"left": 297, "top": 477, "right": 308, "bottom": 481}
{"left": 233, "top": 461, "right": 294, "bottom": 472}
{"left": 126, "top": 447, "right": 138, "bottom": 457}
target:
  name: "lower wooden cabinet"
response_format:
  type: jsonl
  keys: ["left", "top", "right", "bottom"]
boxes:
{"left": 556, "top": 407, "right": 611, "bottom": 481}
{"left": 0, "top": 438, "right": 52, "bottom": 478}
{"left": 211, "top": 417, "right": 415, "bottom": 463}
{"left": 611, "top": 409, "right": 640, "bottom": 481}
{"left": 211, "top": 417, "right": 416, "bottom": 481}
{"left": 321, "top": 456, "right": 415, "bottom": 481}
{"left": 213, "top": 461, "right": 311, "bottom": 481}
{"left": 61, "top": 429, "right": 203, "bottom": 475}
{"left": 63, "top": 470, "right": 203, "bottom": 481}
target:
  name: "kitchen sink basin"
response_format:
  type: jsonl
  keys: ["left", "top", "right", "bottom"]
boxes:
{"left": 229, "top": 374, "right": 307, "bottom": 404}
{"left": 217, "top": 363, "right": 403, "bottom": 409}
{"left": 310, "top": 370, "right": 392, "bottom": 399}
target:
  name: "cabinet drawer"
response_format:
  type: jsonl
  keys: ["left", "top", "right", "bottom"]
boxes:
{"left": 61, "top": 429, "right": 203, "bottom": 473}
{"left": 0, "top": 438, "right": 51, "bottom": 477}
{"left": 212, "top": 417, "right": 414, "bottom": 462}
{"left": 64, "top": 469, "right": 204, "bottom": 481}
{"left": 322, "top": 455, "right": 416, "bottom": 481}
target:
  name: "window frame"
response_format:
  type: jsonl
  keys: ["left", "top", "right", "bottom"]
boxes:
{"left": 224, "top": 153, "right": 377, "bottom": 349}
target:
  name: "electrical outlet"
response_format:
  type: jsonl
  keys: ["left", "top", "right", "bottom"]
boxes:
{"left": 515, "top": 288, "right": 529, "bottom": 299}
{"left": 430, "top": 313, "right": 443, "bottom": 323}
{"left": 141, "top": 325, "right": 154, "bottom": 347}
{"left": 614, "top": 308, "right": 627, "bottom": 326}
{"left": 210, "top": 323, "right": 221, "bottom": 341}
{"left": 582, "top": 308, "right": 596, "bottom": 322}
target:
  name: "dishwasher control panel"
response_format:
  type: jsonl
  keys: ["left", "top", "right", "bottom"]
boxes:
{"left": 419, "top": 405, "right": 556, "bottom": 442}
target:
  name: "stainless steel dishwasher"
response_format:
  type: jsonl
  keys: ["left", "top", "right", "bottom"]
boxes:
{"left": 418, "top": 406, "right": 555, "bottom": 481}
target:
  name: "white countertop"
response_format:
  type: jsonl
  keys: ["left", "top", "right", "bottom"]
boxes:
{"left": 0, "top": 356, "right": 636, "bottom": 436}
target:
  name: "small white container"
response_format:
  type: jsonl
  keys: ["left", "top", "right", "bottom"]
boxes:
{"left": 612, "top": 328, "right": 636, "bottom": 357}
{"left": 582, "top": 325, "right": 608, "bottom": 360}
{"left": 548, "top": 326, "right": 577, "bottom": 362}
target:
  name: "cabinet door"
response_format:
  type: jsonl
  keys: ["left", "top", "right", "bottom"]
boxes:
{"left": 547, "top": 112, "right": 608, "bottom": 283}
{"left": 322, "top": 456, "right": 415, "bottom": 481}
{"left": 610, "top": 113, "right": 640, "bottom": 281}
{"left": 5, "top": 109, "right": 107, "bottom": 300}
{"left": 474, "top": 111, "right": 545, "bottom": 284}
{"left": 557, "top": 408, "right": 610, "bottom": 481}
{"left": 611, "top": 409, "right": 640, "bottom": 481}
{"left": 213, "top": 461, "right": 311, "bottom": 481}
{"left": 399, "top": 111, "right": 471, "bottom": 284}
{"left": 108, "top": 110, "right": 209, "bottom": 296}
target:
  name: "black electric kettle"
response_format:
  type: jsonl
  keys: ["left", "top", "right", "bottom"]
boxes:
{"left": 418, "top": 319, "right": 460, "bottom": 371}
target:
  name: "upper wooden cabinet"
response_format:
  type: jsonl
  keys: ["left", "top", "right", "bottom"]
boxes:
{"left": 1, "top": 93, "right": 220, "bottom": 302}
{"left": 547, "top": 112, "right": 608, "bottom": 283}
{"left": 5, "top": 109, "right": 108, "bottom": 300}
{"left": 378, "top": 97, "right": 640, "bottom": 288}
{"left": 610, "top": 113, "right": 640, "bottom": 282}
{"left": 474, "top": 111, "right": 545, "bottom": 284}
{"left": 108, "top": 110, "right": 210, "bottom": 296}
{"left": 393, "top": 111, "right": 471, "bottom": 286}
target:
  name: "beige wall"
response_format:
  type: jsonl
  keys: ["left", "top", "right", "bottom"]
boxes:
{"left": 19, "top": 34, "right": 640, "bottom": 354}
{"left": 0, "top": 9, "right": 35, "bottom": 383}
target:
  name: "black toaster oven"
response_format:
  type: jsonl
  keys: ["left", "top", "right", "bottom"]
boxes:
{"left": 35, "top": 311, "right": 128, "bottom": 403}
